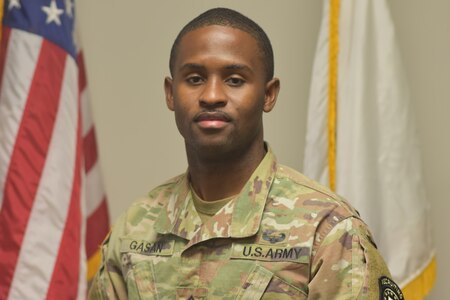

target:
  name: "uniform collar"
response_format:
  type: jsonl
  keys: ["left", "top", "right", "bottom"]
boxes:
{"left": 154, "top": 145, "right": 277, "bottom": 247}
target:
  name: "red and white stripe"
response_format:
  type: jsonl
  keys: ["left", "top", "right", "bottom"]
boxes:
{"left": 0, "top": 26, "right": 109, "bottom": 299}
{"left": 78, "top": 51, "right": 110, "bottom": 278}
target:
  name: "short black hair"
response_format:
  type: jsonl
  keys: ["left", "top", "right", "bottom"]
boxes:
{"left": 169, "top": 7, "right": 274, "bottom": 81}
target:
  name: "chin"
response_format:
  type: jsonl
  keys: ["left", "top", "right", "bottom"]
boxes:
{"left": 196, "top": 140, "right": 231, "bottom": 152}
{"left": 188, "top": 139, "right": 235, "bottom": 158}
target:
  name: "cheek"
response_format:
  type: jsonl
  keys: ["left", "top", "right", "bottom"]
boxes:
{"left": 173, "top": 112, "right": 188, "bottom": 139}
{"left": 174, "top": 107, "right": 188, "bottom": 123}
{"left": 237, "top": 94, "right": 265, "bottom": 119}
{"left": 172, "top": 104, "right": 188, "bottom": 133}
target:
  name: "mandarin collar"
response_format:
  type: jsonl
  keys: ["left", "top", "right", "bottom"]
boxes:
{"left": 154, "top": 146, "right": 277, "bottom": 245}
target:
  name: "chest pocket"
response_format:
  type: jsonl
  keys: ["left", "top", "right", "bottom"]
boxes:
{"left": 230, "top": 242, "right": 309, "bottom": 299}
{"left": 236, "top": 265, "right": 273, "bottom": 299}
{"left": 236, "top": 264, "right": 307, "bottom": 300}
{"left": 121, "top": 237, "right": 176, "bottom": 299}
{"left": 125, "top": 254, "right": 159, "bottom": 300}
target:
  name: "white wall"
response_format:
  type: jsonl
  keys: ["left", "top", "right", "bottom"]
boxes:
{"left": 76, "top": 1, "right": 449, "bottom": 298}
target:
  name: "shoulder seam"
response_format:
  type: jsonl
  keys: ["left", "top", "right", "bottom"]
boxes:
{"left": 276, "top": 165, "right": 338, "bottom": 200}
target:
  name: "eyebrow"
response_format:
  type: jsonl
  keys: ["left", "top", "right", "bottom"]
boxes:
{"left": 179, "top": 63, "right": 253, "bottom": 74}
{"left": 224, "top": 64, "right": 253, "bottom": 74}
{"left": 179, "top": 63, "right": 205, "bottom": 72}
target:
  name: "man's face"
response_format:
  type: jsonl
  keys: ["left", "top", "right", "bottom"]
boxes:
{"left": 165, "top": 25, "right": 279, "bottom": 158}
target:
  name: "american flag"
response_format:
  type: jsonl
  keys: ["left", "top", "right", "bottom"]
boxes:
{"left": 0, "top": 0, "right": 110, "bottom": 298}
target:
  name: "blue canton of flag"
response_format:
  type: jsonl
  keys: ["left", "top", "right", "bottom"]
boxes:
{"left": 3, "top": 0, "right": 76, "bottom": 57}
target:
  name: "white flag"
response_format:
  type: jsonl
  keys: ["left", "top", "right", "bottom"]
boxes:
{"left": 303, "top": 0, "right": 435, "bottom": 298}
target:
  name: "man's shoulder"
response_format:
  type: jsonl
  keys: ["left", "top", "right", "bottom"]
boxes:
{"left": 275, "top": 164, "right": 336, "bottom": 196}
{"left": 269, "top": 163, "right": 366, "bottom": 253}
{"left": 116, "top": 173, "right": 186, "bottom": 234}
{"left": 130, "top": 173, "right": 185, "bottom": 206}
{"left": 147, "top": 173, "right": 185, "bottom": 200}
{"left": 272, "top": 163, "right": 359, "bottom": 218}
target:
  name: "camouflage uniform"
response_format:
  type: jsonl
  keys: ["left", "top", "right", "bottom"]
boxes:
{"left": 89, "top": 149, "right": 401, "bottom": 299}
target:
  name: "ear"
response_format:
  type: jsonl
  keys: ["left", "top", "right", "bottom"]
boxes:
{"left": 263, "top": 77, "right": 280, "bottom": 112}
{"left": 164, "top": 77, "right": 175, "bottom": 111}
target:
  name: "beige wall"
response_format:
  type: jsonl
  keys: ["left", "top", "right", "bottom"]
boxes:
{"left": 388, "top": 1, "right": 450, "bottom": 298}
{"left": 76, "top": 1, "right": 449, "bottom": 298}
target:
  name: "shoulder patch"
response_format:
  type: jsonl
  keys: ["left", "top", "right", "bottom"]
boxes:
{"left": 378, "top": 276, "right": 404, "bottom": 300}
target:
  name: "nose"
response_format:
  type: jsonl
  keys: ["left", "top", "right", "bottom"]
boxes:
{"left": 199, "top": 78, "right": 227, "bottom": 109}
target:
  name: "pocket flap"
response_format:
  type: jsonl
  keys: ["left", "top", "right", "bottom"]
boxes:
{"left": 237, "top": 265, "right": 273, "bottom": 299}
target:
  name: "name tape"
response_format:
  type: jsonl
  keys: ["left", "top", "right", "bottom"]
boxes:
{"left": 230, "top": 243, "right": 309, "bottom": 263}
{"left": 120, "top": 238, "right": 175, "bottom": 256}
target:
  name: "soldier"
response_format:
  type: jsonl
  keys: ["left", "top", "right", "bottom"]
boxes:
{"left": 89, "top": 7, "right": 404, "bottom": 299}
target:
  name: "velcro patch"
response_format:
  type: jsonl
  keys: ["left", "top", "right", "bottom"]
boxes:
{"left": 120, "top": 238, "right": 174, "bottom": 256}
{"left": 378, "top": 276, "right": 404, "bottom": 300}
{"left": 230, "top": 243, "right": 309, "bottom": 263}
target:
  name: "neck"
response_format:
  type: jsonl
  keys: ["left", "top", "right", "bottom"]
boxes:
{"left": 186, "top": 141, "right": 266, "bottom": 202}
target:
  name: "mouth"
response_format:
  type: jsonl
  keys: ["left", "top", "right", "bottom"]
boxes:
{"left": 194, "top": 111, "right": 231, "bottom": 129}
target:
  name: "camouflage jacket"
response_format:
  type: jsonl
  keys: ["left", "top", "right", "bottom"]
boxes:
{"left": 89, "top": 149, "right": 402, "bottom": 299}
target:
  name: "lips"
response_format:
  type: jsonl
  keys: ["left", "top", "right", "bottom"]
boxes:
{"left": 194, "top": 111, "right": 231, "bottom": 129}
{"left": 194, "top": 111, "right": 231, "bottom": 122}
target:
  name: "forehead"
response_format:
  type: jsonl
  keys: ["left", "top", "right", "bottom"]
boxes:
{"left": 174, "top": 25, "right": 263, "bottom": 70}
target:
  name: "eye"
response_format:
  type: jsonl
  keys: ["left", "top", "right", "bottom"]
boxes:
{"left": 226, "top": 76, "right": 245, "bottom": 87}
{"left": 186, "top": 75, "right": 204, "bottom": 85}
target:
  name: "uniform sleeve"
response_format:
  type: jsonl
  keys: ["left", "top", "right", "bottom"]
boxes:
{"left": 88, "top": 215, "right": 128, "bottom": 300}
{"left": 308, "top": 216, "right": 403, "bottom": 299}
